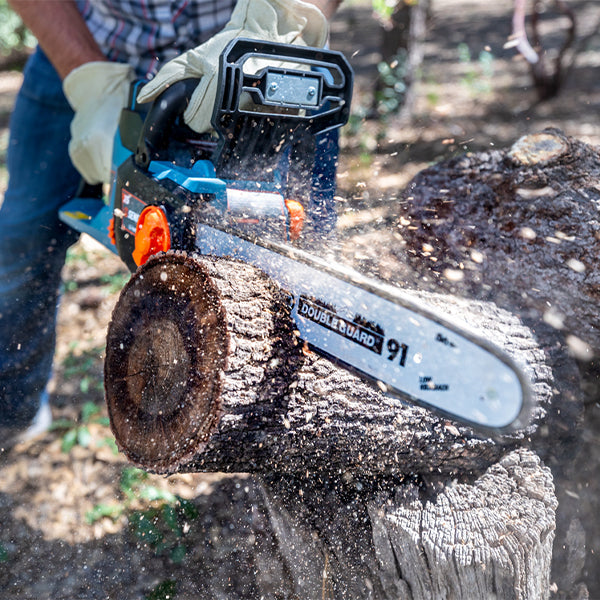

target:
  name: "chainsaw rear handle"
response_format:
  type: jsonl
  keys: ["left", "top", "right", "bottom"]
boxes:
{"left": 135, "top": 77, "right": 200, "bottom": 169}
{"left": 212, "top": 38, "right": 353, "bottom": 137}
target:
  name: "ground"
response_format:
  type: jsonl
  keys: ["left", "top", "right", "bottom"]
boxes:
{"left": 0, "top": 0, "right": 599, "bottom": 598}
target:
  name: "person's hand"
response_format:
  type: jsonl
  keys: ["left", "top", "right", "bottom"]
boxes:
{"left": 63, "top": 61, "right": 133, "bottom": 184}
{"left": 136, "top": 0, "right": 328, "bottom": 134}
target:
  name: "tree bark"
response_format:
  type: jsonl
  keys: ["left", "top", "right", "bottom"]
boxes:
{"left": 393, "top": 129, "right": 598, "bottom": 598}
{"left": 396, "top": 128, "right": 600, "bottom": 360}
{"left": 105, "top": 248, "right": 579, "bottom": 478}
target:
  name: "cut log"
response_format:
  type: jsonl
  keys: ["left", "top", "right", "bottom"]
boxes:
{"left": 105, "top": 251, "right": 579, "bottom": 477}
{"left": 104, "top": 253, "right": 229, "bottom": 474}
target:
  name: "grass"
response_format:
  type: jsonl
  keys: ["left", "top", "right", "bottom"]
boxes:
{"left": 60, "top": 343, "right": 105, "bottom": 395}
{"left": 145, "top": 579, "right": 178, "bottom": 600}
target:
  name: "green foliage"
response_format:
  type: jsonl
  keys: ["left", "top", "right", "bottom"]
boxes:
{"left": 372, "top": 0, "right": 397, "bottom": 21}
{"left": 60, "top": 426, "right": 90, "bottom": 453}
{"left": 120, "top": 466, "right": 150, "bottom": 499}
{"left": 99, "top": 271, "right": 131, "bottom": 294}
{"left": 0, "top": 0, "right": 35, "bottom": 56}
{"left": 344, "top": 109, "right": 368, "bottom": 138}
{"left": 51, "top": 400, "right": 111, "bottom": 453}
{"left": 375, "top": 50, "right": 409, "bottom": 116}
{"left": 61, "top": 343, "right": 105, "bottom": 395}
{"left": 65, "top": 244, "right": 95, "bottom": 267}
{"left": 120, "top": 467, "right": 198, "bottom": 561}
{"left": 457, "top": 43, "right": 495, "bottom": 94}
{"left": 87, "top": 465, "right": 199, "bottom": 566}
{"left": 85, "top": 503, "right": 124, "bottom": 524}
{"left": 130, "top": 505, "right": 189, "bottom": 563}
{"left": 145, "top": 579, "right": 178, "bottom": 600}
{"left": 426, "top": 90, "right": 440, "bottom": 107}
{"left": 64, "top": 244, "right": 129, "bottom": 294}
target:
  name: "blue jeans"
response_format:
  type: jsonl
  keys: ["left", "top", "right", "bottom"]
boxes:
{"left": 0, "top": 47, "right": 80, "bottom": 428}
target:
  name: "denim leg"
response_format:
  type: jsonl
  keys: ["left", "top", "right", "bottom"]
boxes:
{"left": 0, "top": 47, "right": 81, "bottom": 428}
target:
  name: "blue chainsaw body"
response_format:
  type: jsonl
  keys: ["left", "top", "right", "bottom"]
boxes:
{"left": 59, "top": 39, "right": 353, "bottom": 270}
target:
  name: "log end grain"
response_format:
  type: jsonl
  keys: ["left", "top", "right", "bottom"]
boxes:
{"left": 508, "top": 130, "right": 570, "bottom": 166}
{"left": 104, "top": 252, "right": 229, "bottom": 474}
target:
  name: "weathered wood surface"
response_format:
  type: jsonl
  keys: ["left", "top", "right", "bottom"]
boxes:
{"left": 254, "top": 449, "right": 556, "bottom": 600}
{"left": 389, "top": 129, "right": 597, "bottom": 598}
{"left": 105, "top": 250, "right": 578, "bottom": 477}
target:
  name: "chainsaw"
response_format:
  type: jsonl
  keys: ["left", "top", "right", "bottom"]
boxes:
{"left": 59, "top": 38, "right": 531, "bottom": 434}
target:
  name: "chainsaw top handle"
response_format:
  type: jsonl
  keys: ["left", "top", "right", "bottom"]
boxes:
{"left": 134, "top": 78, "right": 200, "bottom": 169}
{"left": 212, "top": 38, "right": 353, "bottom": 177}
{"left": 134, "top": 38, "right": 353, "bottom": 175}
{"left": 212, "top": 37, "right": 353, "bottom": 138}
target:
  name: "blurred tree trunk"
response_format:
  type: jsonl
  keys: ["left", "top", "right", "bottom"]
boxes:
{"left": 373, "top": 0, "right": 431, "bottom": 119}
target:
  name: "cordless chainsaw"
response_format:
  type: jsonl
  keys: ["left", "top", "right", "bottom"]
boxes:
{"left": 59, "top": 38, "right": 531, "bottom": 434}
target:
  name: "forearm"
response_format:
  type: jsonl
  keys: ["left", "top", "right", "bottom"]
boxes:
{"left": 8, "top": 0, "right": 106, "bottom": 79}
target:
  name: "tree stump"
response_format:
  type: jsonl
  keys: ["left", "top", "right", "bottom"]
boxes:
{"left": 254, "top": 449, "right": 556, "bottom": 600}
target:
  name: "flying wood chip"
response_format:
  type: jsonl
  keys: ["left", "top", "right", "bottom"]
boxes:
{"left": 104, "top": 251, "right": 228, "bottom": 473}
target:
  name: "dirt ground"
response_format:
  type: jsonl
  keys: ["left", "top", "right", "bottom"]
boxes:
{"left": 1, "top": 0, "right": 600, "bottom": 598}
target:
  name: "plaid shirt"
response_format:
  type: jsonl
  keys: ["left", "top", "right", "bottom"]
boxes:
{"left": 76, "top": 0, "right": 237, "bottom": 78}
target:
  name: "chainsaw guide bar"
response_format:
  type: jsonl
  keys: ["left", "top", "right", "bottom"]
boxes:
{"left": 191, "top": 225, "right": 532, "bottom": 434}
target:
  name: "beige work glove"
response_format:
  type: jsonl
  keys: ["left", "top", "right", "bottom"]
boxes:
{"left": 63, "top": 62, "right": 134, "bottom": 184}
{"left": 137, "top": 0, "right": 328, "bottom": 134}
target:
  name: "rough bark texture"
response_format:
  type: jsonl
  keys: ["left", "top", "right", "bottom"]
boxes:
{"left": 392, "top": 129, "right": 596, "bottom": 599}
{"left": 395, "top": 128, "right": 600, "bottom": 360}
{"left": 254, "top": 449, "right": 556, "bottom": 600}
{"left": 105, "top": 249, "right": 578, "bottom": 478}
